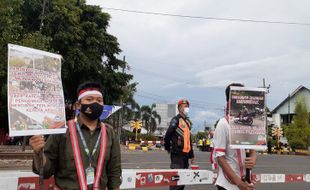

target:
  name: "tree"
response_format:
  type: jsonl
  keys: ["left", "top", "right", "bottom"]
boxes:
{"left": 141, "top": 104, "right": 161, "bottom": 134}
{"left": 106, "top": 82, "right": 139, "bottom": 133}
{"left": 285, "top": 95, "right": 310, "bottom": 150}
{"left": 196, "top": 131, "right": 206, "bottom": 140}
{"left": 119, "top": 83, "right": 140, "bottom": 123}
{"left": 0, "top": 0, "right": 51, "bottom": 132}
{"left": 0, "top": 0, "right": 136, "bottom": 132}
{"left": 39, "top": 0, "right": 134, "bottom": 103}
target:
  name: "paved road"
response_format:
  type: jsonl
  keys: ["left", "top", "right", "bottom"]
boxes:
{"left": 121, "top": 150, "right": 310, "bottom": 190}
{"left": 1, "top": 147, "right": 308, "bottom": 189}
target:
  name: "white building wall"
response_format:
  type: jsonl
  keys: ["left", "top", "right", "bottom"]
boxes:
{"left": 272, "top": 87, "right": 310, "bottom": 127}
{"left": 167, "top": 104, "right": 178, "bottom": 126}
{"left": 155, "top": 104, "right": 168, "bottom": 130}
{"left": 272, "top": 113, "right": 281, "bottom": 127}
{"left": 155, "top": 103, "right": 177, "bottom": 130}
{"left": 276, "top": 89, "right": 310, "bottom": 115}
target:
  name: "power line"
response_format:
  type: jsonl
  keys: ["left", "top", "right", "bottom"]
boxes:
{"left": 136, "top": 94, "right": 169, "bottom": 103}
{"left": 139, "top": 90, "right": 223, "bottom": 107}
{"left": 136, "top": 93, "right": 209, "bottom": 110}
{"left": 131, "top": 66, "right": 198, "bottom": 86}
{"left": 102, "top": 7, "right": 310, "bottom": 26}
{"left": 138, "top": 91, "right": 173, "bottom": 100}
{"left": 136, "top": 92, "right": 224, "bottom": 111}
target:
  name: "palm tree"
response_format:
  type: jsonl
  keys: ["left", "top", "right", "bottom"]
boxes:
{"left": 122, "top": 96, "right": 141, "bottom": 123}
{"left": 140, "top": 104, "right": 161, "bottom": 134}
{"left": 107, "top": 83, "right": 139, "bottom": 132}
{"left": 121, "top": 83, "right": 141, "bottom": 124}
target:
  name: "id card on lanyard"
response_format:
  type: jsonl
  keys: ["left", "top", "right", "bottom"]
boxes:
{"left": 86, "top": 166, "right": 95, "bottom": 185}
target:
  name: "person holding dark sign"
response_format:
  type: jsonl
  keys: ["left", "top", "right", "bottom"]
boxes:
{"left": 29, "top": 82, "right": 121, "bottom": 190}
{"left": 212, "top": 83, "right": 257, "bottom": 190}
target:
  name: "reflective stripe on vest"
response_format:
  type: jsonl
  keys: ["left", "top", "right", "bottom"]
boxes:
{"left": 68, "top": 119, "right": 107, "bottom": 190}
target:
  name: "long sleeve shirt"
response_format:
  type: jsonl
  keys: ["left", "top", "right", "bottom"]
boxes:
{"left": 33, "top": 120, "right": 121, "bottom": 190}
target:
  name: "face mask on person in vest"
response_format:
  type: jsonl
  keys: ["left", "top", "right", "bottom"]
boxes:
{"left": 80, "top": 102, "right": 103, "bottom": 120}
{"left": 183, "top": 107, "right": 190, "bottom": 116}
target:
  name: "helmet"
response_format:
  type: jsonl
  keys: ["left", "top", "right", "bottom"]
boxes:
{"left": 178, "top": 99, "right": 189, "bottom": 107}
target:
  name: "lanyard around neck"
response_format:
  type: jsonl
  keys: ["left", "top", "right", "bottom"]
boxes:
{"left": 75, "top": 121, "right": 102, "bottom": 164}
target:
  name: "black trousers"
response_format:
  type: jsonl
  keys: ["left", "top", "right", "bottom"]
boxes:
{"left": 169, "top": 153, "right": 189, "bottom": 190}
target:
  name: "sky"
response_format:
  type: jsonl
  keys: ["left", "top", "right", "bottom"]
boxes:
{"left": 86, "top": 0, "right": 310, "bottom": 132}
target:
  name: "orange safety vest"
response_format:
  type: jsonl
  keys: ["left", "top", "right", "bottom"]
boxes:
{"left": 178, "top": 118, "right": 191, "bottom": 153}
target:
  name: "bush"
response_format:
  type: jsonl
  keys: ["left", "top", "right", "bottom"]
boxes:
{"left": 289, "top": 139, "right": 306, "bottom": 151}
{"left": 120, "top": 131, "right": 159, "bottom": 142}
{"left": 284, "top": 96, "right": 310, "bottom": 150}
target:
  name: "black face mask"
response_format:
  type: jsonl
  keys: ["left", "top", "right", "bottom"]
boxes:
{"left": 80, "top": 102, "right": 103, "bottom": 120}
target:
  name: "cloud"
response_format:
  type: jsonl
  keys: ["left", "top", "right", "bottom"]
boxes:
{"left": 94, "top": 0, "right": 310, "bottom": 92}
{"left": 162, "top": 82, "right": 183, "bottom": 88}
{"left": 87, "top": 0, "right": 310, "bottom": 121}
{"left": 196, "top": 50, "right": 310, "bottom": 88}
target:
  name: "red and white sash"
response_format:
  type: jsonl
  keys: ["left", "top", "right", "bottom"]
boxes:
{"left": 68, "top": 119, "right": 107, "bottom": 190}
{"left": 225, "top": 117, "right": 244, "bottom": 179}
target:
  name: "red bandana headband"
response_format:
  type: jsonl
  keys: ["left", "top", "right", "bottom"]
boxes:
{"left": 78, "top": 88, "right": 103, "bottom": 101}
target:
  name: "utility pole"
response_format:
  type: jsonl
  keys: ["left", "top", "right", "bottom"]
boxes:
{"left": 288, "top": 94, "right": 291, "bottom": 124}
{"left": 262, "top": 78, "right": 271, "bottom": 123}
{"left": 263, "top": 78, "right": 271, "bottom": 94}
{"left": 118, "top": 56, "right": 126, "bottom": 142}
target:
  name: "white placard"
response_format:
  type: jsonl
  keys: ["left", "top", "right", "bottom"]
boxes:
{"left": 8, "top": 44, "right": 66, "bottom": 136}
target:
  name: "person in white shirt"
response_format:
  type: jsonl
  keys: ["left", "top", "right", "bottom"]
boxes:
{"left": 213, "top": 83, "right": 257, "bottom": 190}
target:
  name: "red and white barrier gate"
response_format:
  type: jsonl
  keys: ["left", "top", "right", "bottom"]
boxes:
{"left": 0, "top": 171, "right": 54, "bottom": 190}
{"left": 121, "top": 169, "right": 214, "bottom": 189}
{"left": 0, "top": 170, "right": 309, "bottom": 189}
